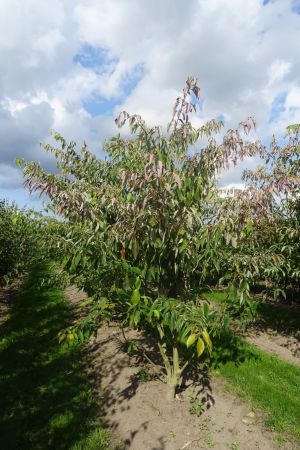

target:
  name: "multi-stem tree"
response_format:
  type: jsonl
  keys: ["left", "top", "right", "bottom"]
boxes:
{"left": 19, "top": 77, "right": 299, "bottom": 396}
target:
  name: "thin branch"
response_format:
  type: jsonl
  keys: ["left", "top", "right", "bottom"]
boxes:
{"left": 158, "top": 342, "right": 172, "bottom": 374}
{"left": 142, "top": 350, "right": 165, "bottom": 382}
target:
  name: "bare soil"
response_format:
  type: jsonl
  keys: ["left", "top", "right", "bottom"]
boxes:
{"left": 245, "top": 327, "right": 300, "bottom": 366}
{"left": 65, "top": 287, "right": 298, "bottom": 450}
{"left": 88, "top": 323, "right": 298, "bottom": 450}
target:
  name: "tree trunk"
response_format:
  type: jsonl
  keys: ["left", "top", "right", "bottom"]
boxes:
{"left": 167, "top": 382, "right": 177, "bottom": 400}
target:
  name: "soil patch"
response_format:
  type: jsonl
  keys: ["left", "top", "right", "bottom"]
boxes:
{"left": 65, "top": 287, "right": 296, "bottom": 450}
{"left": 67, "top": 288, "right": 296, "bottom": 450}
{"left": 88, "top": 324, "right": 296, "bottom": 449}
{"left": 245, "top": 327, "right": 300, "bottom": 366}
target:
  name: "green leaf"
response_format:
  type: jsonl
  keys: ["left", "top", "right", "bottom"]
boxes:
{"left": 80, "top": 298, "right": 93, "bottom": 308}
{"left": 130, "top": 266, "right": 142, "bottom": 275}
{"left": 133, "top": 310, "right": 140, "bottom": 325}
{"left": 70, "top": 253, "right": 81, "bottom": 272}
{"left": 15, "top": 157, "right": 23, "bottom": 167}
{"left": 152, "top": 309, "right": 160, "bottom": 319}
{"left": 240, "top": 279, "right": 249, "bottom": 292}
{"left": 131, "top": 289, "right": 141, "bottom": 305}
{"left": 78, "top": 330, "right": 84, "bottom": 343}
{"left": 227, "top": 283, "right": 237, "bottom": 300}
{"left": 186, "top": 333, "right": 197, "bottom": 348}
{"left": 202, "top": 330, "right": 212, "bottom": 350}
{"left": 58, "top": 331, "right": 66, "bottom": 343}
{"left": 135, "top": 277, "right": 142, "bottom": 290}
{"left": 67, "top": 332, "right": 75, "bottom": 343}
{"left": 196, "top": 338, "right": 205, "bottom": 357}
{"left": 246, "top": 219, "right": 253, "bottom": 234}
{"left": 155, "top": 237, "right": 162, "bottom": 248}
{"left": 132, "top": 239, "right": 139, "bottom": 259}
{"left": 179, "top": 239, "right": 189, "bottom": 254}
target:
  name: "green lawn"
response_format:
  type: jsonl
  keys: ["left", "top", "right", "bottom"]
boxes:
{"left": 0, "top": 262, "right": 110, "bottom": 450}
{"left": 202, "top": 289, "right": 300, "bottom": 441}
{"left": 208, "top": 331, "right": 300, "bottom": 442}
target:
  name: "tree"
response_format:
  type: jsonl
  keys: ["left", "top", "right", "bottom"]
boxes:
{"left": 20, "top": 77, "right": 299, "bottom": 396}
{"left": 0, "top": 200, "right": 42, "bottom": 284}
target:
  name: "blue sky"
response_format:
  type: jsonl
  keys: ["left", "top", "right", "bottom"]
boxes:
{"left": 0, "top": 0, "right": 300, "bottom": 210}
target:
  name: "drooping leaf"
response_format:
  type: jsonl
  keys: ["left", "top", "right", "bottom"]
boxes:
{"left": 202, "top": 330, "right": 212, "bottom": 350}
{"left": 196, "top": 338, "right": 205, "bottom": 357}
{"left": 186, "top": 333, "right": 197, "bottom": 348}
{"left": 131, "top": 289, "right": 141, "bottom": 304}
{"left": 179, "top": 239, "right": 189, "bottom": 254}
{"left": 135, "top": 277, "right": 142, "bottom": 290}
{"left": 80, "top": 298, "right": 93, "bottom": 308}
{"left": 132, "top": 239, "right": 139, "bottom": 259}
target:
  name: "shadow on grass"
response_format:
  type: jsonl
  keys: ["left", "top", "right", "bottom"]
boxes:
{"left": 255, "top": 302, "right": 300, "bottom": 335}
{"left": 204, "top": 329, "right": 260, "bottom": 370}
{"left": 0, "top": 262, "right": 109, "bottom": 450}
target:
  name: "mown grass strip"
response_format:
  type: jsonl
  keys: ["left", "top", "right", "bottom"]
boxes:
{"left": 203, "top": 288, "right": 300, "bottom": 441}
{"left": 0, "top": 262, "right": 110, "bottom": 450}
{"left": 210, "top": 333, "right": 300, "bottom": 442}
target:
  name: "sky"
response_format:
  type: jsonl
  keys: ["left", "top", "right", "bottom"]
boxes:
{"left": 0, "top": 0, "right": 300, "bottom": 210}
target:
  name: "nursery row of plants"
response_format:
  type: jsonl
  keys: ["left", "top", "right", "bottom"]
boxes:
{"left": 1, "top": 78, "right": 300, "bottom": 446}
{"left": 0, "top": 261, "right": 110, "bottom": 450}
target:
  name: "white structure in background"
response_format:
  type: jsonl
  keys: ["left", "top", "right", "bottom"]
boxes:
{"left": 219, "top": 183, "right": 246, "bottom": 198}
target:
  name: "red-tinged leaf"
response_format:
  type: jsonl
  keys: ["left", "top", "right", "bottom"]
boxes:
{"left": 173, "top": 172, "right": 181, "bottom": 187}
{"left": 157, "top": 160, "right": 163, "bottom": 178}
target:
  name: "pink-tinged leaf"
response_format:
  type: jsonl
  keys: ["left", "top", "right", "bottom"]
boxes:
{"left": 243, "top": 123, "right": 249, "bottom": 135}
{"left": 173, "top": 172, "right": 181, "bottom": 187}
{"left": 149, "top": 153, "right": 155, "bottom": 165}
{"left": 157, "top": 160, "right": 163, "bottom": 178}
{"left": 142, "top": 197, "right": 147, "bottom": 210}
{"left": 144, "top": 164, "right": 149, "bottom": 180}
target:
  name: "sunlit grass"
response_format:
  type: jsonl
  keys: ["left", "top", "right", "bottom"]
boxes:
{"left": 201, "top": 288, "right": 300, "bottom": 441}
{"left": 210, "top": 332, "right": 300, "bottom": 442}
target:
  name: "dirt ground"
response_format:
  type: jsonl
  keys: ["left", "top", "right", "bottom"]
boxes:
{"left": 1, "top": 283, "right": 298, "bottom": 449}
{"left": 245, "top": 327, "right": 300, "bottom": 366}
{"left": 0, "top": 284, "right": 298, "bottom": 449}
{"left": 89, "top": 324, "right": 300, "bottom": 450}
{"left": 64, "top": 287, "right": 298, "bottom": 450}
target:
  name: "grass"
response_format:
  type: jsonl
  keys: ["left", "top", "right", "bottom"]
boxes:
{"left": 209, "top": 332, "right": 300, "bottom": 442}
{"left": 203, "top": 288, "right": 300, "bottom": 441}
{"left": 0, "top": 262, "right": 110, "bottom": 450}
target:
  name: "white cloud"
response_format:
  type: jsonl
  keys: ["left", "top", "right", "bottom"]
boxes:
{"left": 0, "top": 164, "right": 23, "bottom": 189}
{"left": 286, "top": 87, "right": 300, "bottom": 110}
{"left": 0, "top": 0, "right": 300, "bottom": 208}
